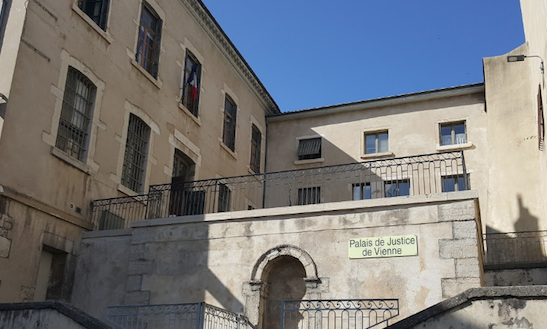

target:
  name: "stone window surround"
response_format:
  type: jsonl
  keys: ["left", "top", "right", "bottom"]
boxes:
{"left": 177, "top": 38, "right": 205, "bottom": 125}
{"left": 164, "top": 129, "right": 202, "bottom": 180}
{"left": 71, "top": 1, "right": 113, "bottom": 44}
{"left": 247, "top": 115, "right": 264, "bottom": 175}
{"left": 361, "top": 128, "right": 393, "bottom": 160}
{"left": 42, "top": 50, "right": 106, "bottom": 174}
{"left": 436, "top": 118, "right": 474, "bottom": 151}
{"left": 127, "top": 0, "right": 165, "bottom": 88}
{"left": 218, "top": 83, "right": 240, "bottom": 160}
{"left": 111, "top": 101, "right": 159, "bottom": 196}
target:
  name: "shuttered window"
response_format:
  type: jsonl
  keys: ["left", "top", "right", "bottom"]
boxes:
{"left": 250, "top": 125, "right": 261, "bottom": 173}
{"left": 222, "top": 96, "right": 237, "bottom": 151}
{"left": 121, "top": 114, "right": 150, "bottom": 192}
{"left": 297, "top": 138, "right": 321, "bottom": 160}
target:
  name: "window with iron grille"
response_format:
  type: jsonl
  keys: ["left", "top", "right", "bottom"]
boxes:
{"left": 297, "top": 187, "right": 321, "bottom": 205}
{"left": 297, "top": 138, "right": 321, "bottom": 160}
{"left": 440, "top": 121, "right": 466, "bottom": 146}
{"left": 181, "top": 52, "right": 201, "bottom": 116}
{"left": 442, "top": 174, "right": 468, "bottom": 192}
{"left": 218, "top": 183, "right": 231, "bottom": 212}
{"left": 538, "top": 85, "right": 544, "bottom": 150}
{"left": 250, "top": 124, "right": 261, "bottom": 173}
{"left": 384, "top": 180, "right": 410, "bottom": 198}
{"left": 121, "top": 114, "right": 150, "bottom": 192}
{"left": 136, "top": 3, "right": 162, "bottom": 78}
{"left": 352, "top": 183, "right": 371, "bottom": 200}
{"left": 55, "top": 67, "right": 96, "bottom": 161}
{"left": 78, "top": 0, "right": 109, "bottom": 30}
{"left": 364, "top": 131, "right": 388, "bottom": 154}
{"left": 223, "top": 96, "right": 237, "bottom": 151}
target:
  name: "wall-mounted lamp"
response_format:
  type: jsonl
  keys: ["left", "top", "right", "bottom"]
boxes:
{"left": 507, "top": 54, "right": 544, "bottom": 74}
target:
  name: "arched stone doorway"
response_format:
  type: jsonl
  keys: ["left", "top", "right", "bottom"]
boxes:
{"left": 261, "top": 255, "right": 306, "bottom": 329}
{"left": 243, "top": 245, "right": 327, "bottom": 329}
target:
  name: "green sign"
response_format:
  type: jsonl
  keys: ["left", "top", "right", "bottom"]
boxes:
{"left": 348, "top": 235, "right": 418, "bottom": 259}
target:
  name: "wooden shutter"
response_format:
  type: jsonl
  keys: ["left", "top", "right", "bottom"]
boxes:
{"left": 151, "top": 17, "right": 162, "bottom": 78}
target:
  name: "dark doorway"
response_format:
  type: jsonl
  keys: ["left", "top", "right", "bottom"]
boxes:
{"left": 261, "top": 256, "right": 306, "bottom": 329}
{"left": 169, "top": 150, "right": 205, "bottom": 216}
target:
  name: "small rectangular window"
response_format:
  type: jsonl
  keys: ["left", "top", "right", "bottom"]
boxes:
{"left": 440, "top": 121, "right": 466, "bottom": 146}
{"left": 442, "top": 175, "right": 468, "bottom": 192}
{"left": 218, "top": 183, "right": 231, "bottom": 212}
{"left": 297, "top": 138, "right": 322, "bottom": 160}
{"left": 384, "top": 180, "right": 410, "bottom": 198}
{"left": 250, "top": 125, "right": 262, "bottom": 173}
{"left": 364, "top": 131, "right": 388, "bottom": 154}
{"left": 121, "top": 114, "right": 151, "bottom": 192}
{"left": 222, "top": 96, "right": 237, "bottom": 151}
{"left": 55, "top": 67, "right": 96, "bottom": 161}
{"left": 181, "top": 52, "right": 201, "bottom": 116}
{"left": 78, "top": 0, "right": 109, "bottom": 30}
{"left": 352, "top": 183, "right": 371, "bottom": 200}
{"left": 297, "top": 187, "right": 321, "bottom": 205}
{"left": 136, "top": 3, "right": 162, "bottom": 78}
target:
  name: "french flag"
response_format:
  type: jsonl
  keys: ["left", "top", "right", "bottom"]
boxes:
{"left": 187, "top": 66, "right": 198, "bottom": 99}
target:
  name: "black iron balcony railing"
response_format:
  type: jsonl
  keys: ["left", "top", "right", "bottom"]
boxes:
{"left": 91, "top": 151, "right": 467, "bottom": 230}
{"left": 281, "top": 299, "right": 399, "bottom": 329}
{"left": 483, "top": 231, "right": 547, "bottom": 268}
{"left": 107, "top": 303, "right": 250, "bottom": 329}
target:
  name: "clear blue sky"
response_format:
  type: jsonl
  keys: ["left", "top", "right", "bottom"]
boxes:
{"left": 202, "top": 0, "right": 525, "bottom": 112}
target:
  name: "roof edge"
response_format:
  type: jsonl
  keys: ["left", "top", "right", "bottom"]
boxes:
{"left": 180, "top": 0, "right": 280, "bottom": 115}
{"left": 268, "top": 83, "right": 484, "bottom": 122}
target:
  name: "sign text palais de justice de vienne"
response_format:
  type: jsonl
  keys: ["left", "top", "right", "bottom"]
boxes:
{"left": 348, "top": 235, "right": 418, "bottom": 259}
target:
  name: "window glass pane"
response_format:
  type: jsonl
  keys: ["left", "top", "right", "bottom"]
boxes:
{"left": 440, "top": 125, "right": 452, "bottom": 145}
{"left": 398, "top": 181, "right": 410, "bottom": 196}
{"left": 378, "top": 132, "right": 388, "bottom": 153}
{"left": 385, "top": 182, "right": 396, "bottom": 198}
{"left": 365, "top": 134, "right": 376, "bottom": 153}
{"left": 457, "top": 176, "right": 467, "bottom": 190}
{"left": 443, "top": 177, "right": 456, "bottom": 192}
{"left": 363, "top": 184, "right": 371, "bottom": 199}
{"left": 454, "top": 123, "right": 466, "bottom": 144}
{"left": 353, "top": 186, "right": 361, "bottom": 200}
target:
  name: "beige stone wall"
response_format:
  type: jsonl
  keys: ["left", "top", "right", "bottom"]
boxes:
{"left": 73, "top": 192, "right": 483, "bottom": 325}
{"left": 0, "top": 0, "right": 274, "bottom": 302}
{"left": 266, "top": 88, "right": 489, "bottom": 228}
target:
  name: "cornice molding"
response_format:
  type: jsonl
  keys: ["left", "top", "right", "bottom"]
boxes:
{"left": 179, "top": 0, "right": 280, "bottom": 115}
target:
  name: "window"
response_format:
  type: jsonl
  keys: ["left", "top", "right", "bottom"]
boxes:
{"left": 250, "top": 125, "right": 261, "bottom": 173}
{"left": 181, "top": 52, "right": 201, "bottom": 116}
{"left": 121, "top": 114, "right": 150, "bottom": 192}
{"left": 136, "top": 3, "right": 162, "bottom": 78}
{"left": 352, "top": 183, "right": 371, "bottom": 200}
{"left": 538, "top": 86, "right": 544, "bottom": 150}
{"left": 218, "top": 183, "right": 231, "bottom": 212}
{"left": 297, "top": 187, "right": 321, "bottom": 205}
{"left": 365, "top": 131, "right": 388, "bottom": 154}
{"left": 384, "top": 180, "right": 410, "bottom": 198}
{"left": 55, "top": 67, "right": 96, "bottom": 161}
{"left": 77, "top": 0, "right": 109, "bottom": 30}
{"left": 297, "top": 138, "right": 321, "bottom": 160}
{"left": 222, "top": 96, "right": 237, "bottom": 151}
{"left": 440, "top": 121, "right": 466, "bottom": 146}
{"left": 442, "top": 175, "right": 468, "bottom": 192}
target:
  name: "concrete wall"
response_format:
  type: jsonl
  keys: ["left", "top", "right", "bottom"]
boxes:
{"left": 73, "top": 192, "right": 483, "bottom": 326}
{"left": 0, "top": 0, "right": 275, "bottom": 302}
{"left": 387, "top": 286, "right": 547, "bottom": 329}
{"left": 0, "top": 301, "right": 110, "bottom": 329}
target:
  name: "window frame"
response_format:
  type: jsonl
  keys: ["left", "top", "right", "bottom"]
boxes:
{"left": 121, "top": 114, "right": 151, "bottom": 193}
{"left": 297, "top": 186, "right": 321, "bottom": 205}
{"left": 441, "top": 174, "right": 468, "bottom": 192}
{"left": 217, "top": 183, "right": 231, "bottom": 212}
{"left": 297, "top": 137, "right": 322, "bottom": 160}
{"left": 364, "top": 131, "right": 389, "bottom": 154}
{"left": 222, "top": 95, "right": 237, "bottom": 152}
{"left": 352, "top": 182, "right": 372, "bottom": 200}
{"left": 439, "top": 121, "right": 467, "bottom": 146}
{"left": 250, "top": 124, "right": 262, "bottom": 173}
{"left": 77, "top": 0, "right": 110, "bottom": 31}
{"left": 136, "top": 2, "right": 162, "bottom": 78}
{"left": 55, "top": 66, "right": 96, "bottom": 162}
{"left": 384, "top": 179, "right": 410, "bottom": 198}
{"left": 181, "top": 51, "right": 201, "bottom": 117}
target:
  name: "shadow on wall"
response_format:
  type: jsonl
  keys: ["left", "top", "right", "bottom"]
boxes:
{"left": 484, "top": 195, "right": 546, "bottom": 267}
